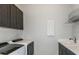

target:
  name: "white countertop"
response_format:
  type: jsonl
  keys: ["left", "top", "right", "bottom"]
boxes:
{"left": 58, "top": 39, "right": 79, "bottom": 55}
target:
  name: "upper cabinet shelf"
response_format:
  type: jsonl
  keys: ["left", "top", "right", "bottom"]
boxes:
{"left": 68, "top": 9, "right": 79, "bottom": 23}
{"left": 0, "top": 4, "right": 23, "bottom": 30}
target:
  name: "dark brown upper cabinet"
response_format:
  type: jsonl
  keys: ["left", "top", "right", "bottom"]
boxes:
{"left": 16, "top": 6, "right": 23, "bottom": 29}
{"left": 0, "top": 4, "right": 10, "bottom": 28}
{"left": 10, "top": 5, "right": 17, "bottom": 29}
{"left": 0, "top": 4, "right": 23, "bottom": 30}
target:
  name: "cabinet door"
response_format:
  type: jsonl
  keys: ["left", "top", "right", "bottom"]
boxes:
{"left": 65, "top": 47, "right": 75, "bottom": 55}
{"left": 59, "top": 43, "right": 75, "bottom": 55}
{"left": 61, "top": 45, "right": 67, "bottom": 55}
{"left": 59, "top": 43, "right": 67, "bottom": 55}
{"left": 27, "top": 42, "right": 34, "bottom": 55}
{"left": 10, "top": 5, "right": 17, "bottom": 29}
{"left": 0, "top": 4, "right": 23, "bottom": 29}
{"left": 0, "top": 4, "right": 10, "bottom": 28}
{"left": 59, "top": 43, "right": 63, "bottom": 55}
{"left": 17, "top": 8, "right": 23, "bottom": 29}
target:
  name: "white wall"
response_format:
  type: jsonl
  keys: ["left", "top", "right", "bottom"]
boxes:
{"left": 0, "top": 5, "right": 23, "bottom": 43}
{"left": 55, "top": 5, "right": 73, "bottom": 39}
{"left": 21, "top": 4, "right": 73, "bottom": 55}
{"left": 0, "top": 28, "right": 22, "bottom": 42}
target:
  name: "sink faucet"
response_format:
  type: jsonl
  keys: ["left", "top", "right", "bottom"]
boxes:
{"left": 69, "top": 37, "right": 77, "bottom": 43}
{"left": 74, "top": 37, "right": 77, "bottom": 43}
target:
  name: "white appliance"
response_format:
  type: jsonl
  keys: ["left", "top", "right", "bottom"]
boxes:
{"left": 8, "top": 40, "right": 33, "bottom": 55}
{"left": 9, "top": 46, "right": 25, "bottom": 55}
{"left": 0, "top": 44, "right": 26, "bottom": 55}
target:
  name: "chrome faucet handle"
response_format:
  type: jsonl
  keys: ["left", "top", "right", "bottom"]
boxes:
{"left": 69, "top": 37, "right": 77, "bottom": 43}
{"left": 74, "top": 37, "right": 77, "bottom": 43}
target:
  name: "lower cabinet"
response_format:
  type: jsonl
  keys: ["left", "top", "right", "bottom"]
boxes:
{"left": 27, "top": 42, "right": 34, "bottom": 55}
{"left": 59, "top": 43, "right": 75, "bottom": 55}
